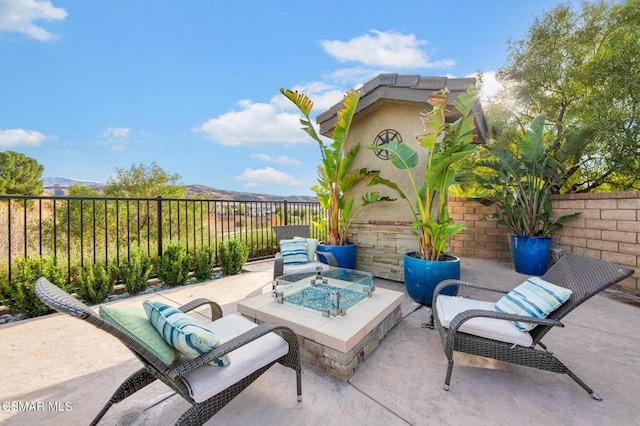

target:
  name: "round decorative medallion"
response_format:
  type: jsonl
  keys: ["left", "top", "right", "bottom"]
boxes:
{"left": 373, "top": 129, "right": 402, "bottom": 160}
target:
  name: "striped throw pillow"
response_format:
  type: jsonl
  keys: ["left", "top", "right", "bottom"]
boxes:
{"left": 143, "top": 300, "right": 230, "bottom": 366}
{"left": 280, "top": 238, "right": 309, "bottom": 265}
{"left": 495, "top": 277, "right": 573, "bottom": 332}
{"left": 294, "top": 236, "right": 319, "bottom": 262}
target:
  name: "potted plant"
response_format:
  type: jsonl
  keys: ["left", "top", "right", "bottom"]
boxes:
{"left": 474, "top": 114, "right": 582, "bottom": 275}
{"left": 367, "top": 86, "right": 480, "bottom": 305}
{"left": 280, "top": 88, "right": 391, "bottom": 269}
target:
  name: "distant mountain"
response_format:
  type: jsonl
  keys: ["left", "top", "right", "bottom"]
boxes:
{"left": 43, "top": 177, "right": 103, "bottom": 187}
{"left": 187, "top": 184, "right": 317, "bottom": 202}
{"left": 41, "top": 178, "right": 316, "bottom": 202}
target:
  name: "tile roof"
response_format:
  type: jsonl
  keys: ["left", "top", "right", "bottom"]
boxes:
{"left": 317, "top": 73, "right": 488, "bottom": 142}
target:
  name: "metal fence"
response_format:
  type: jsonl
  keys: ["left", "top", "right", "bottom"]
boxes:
{"left": 0, "top": 195, "right": 325, "bottom": 284}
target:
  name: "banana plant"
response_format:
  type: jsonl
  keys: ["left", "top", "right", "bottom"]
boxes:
{"left": 367, "top": 86, "right": 480, "bottom": 260}
{"left": 474, "top": 114, "right": 583, "bottom": 237}
{"left": 280, "top": 88, "right": 393, "bottom": 246}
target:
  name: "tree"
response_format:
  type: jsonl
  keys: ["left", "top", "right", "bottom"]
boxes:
{"left": 104, "top": 161, "right": 187, "bottom": 198}
{"left": 495, "top": 0, "right": 640, "bottom": 192}
{"left": 0, "top": 151, "right": 44, "bottom": 195}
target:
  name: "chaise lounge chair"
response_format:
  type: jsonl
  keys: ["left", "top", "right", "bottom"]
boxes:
{"left": 35, "top": 277, "right": 302, "bottom": 425}
{"left": 273, "top": 225, "right": 338, "bottom": 279}
{"left": 428, "top": 253, "right": 633, "bottom": 400}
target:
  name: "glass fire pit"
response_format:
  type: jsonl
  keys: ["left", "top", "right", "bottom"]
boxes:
{"left": 273, "top": 267, "right": 375, "bottom": 317}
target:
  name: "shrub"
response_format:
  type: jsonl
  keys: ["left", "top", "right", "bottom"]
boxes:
{"left": 1, "top": 256, "right": 66, "bottom": 318}
{"left": 75, "top": 264, "right": 114, "bottom": 304}
{"left": 218, "top": 240, "right": 249, "bottom": 276}
{"left": 117, "top": 250, "right": 153, "bottom": 296}
{"left": 194, "top": 246, "right": 215, "bottom": 281}
{"left": 157, "top": 242, "right": 191, "bottom": 287}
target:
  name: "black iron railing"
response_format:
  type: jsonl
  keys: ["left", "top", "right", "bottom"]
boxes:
{"left": 0, "top": 195, "right": 325, "bottom": 285}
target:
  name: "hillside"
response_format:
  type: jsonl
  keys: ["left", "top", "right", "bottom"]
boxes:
{"left": 186, "top": 184, "right": 316, "bottom": 202}
{"left": 41, "top": 178, "right": 316, "bottom": 202}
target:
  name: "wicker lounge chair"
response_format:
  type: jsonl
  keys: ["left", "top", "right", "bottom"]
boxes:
{"left": 273, "top": 225, "right": 337, "bottom": 279}
{"left": 35, "top": 277, "right": 302, "bottom": 425}
{"left": 428, "top": 253, "right": 633, "bottom": 400}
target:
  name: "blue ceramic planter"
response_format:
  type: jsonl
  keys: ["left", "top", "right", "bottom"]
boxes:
{"left": 317, "top": 242, "right": 356, "bottom": 269}
{"left": 511, "top": 235, "right": 551, "bottom": 276}
{"left": 404, "top": 253, "right": 460, "bottom": 306}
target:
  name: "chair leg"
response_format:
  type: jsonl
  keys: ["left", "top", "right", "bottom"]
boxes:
{"left": 567, "top": 370, "right": 602, "bottom": 401}
{"left": 90, "top": 401, "right": 115, "bottom": 426}
{"left": 296, "top": 367, "right": 302, "bottom": 402}
{"left": 90, "top": 368, "right": 157, "bottom": 426}
{"left": 444, "top": 359, "right": 454, "bottom": 391}
{"left": 546, "top": 351, "right": 603, "bottom": 400}
{"left": 424, "top": 312, "right": 435, "bottom": 329}
{"left": 175, "top": 403, "right": 207, "bottom": 426}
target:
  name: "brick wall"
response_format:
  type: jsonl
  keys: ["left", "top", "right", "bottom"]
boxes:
{"left": 548, "top": 192, "right": 640, "bottom": 295}
{"left": 350, "top": 192, "right": 640, "bottom": 296}
{"left": 448, "top": 198, "right": 511, "bottom": 261}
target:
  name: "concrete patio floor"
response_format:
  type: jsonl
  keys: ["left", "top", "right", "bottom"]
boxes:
{"left": 1, "top": 257, "right": 639, "bottom": 426}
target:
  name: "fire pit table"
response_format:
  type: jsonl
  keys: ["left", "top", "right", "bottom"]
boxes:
{"left": 238, "top": 266, "right": 403, "bottom": 379}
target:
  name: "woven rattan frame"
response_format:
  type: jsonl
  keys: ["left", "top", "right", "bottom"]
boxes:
{"left": 35, "top": 277, "right": 302, "bottom": 425}
{"left": 428, "top": 253, "right": 633, "bottom": 400}
{"left": 273, "top": 225, "right": 338, "bottom": 279}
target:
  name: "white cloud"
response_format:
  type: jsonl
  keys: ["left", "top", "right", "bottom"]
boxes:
{"left": 252, "top": 154, "right": 302, "bottom": 166}
{"left": 324, "top": 67, "right": 381, "bottom": 89}
{"left": 321, "top": 30, "right": 455, "bottom": 69}
{"left": 102, "top": 127, "right": 130, "bottom": 140}
{"left": 196, "top": 30, "right": 464, "bottom": 148}
{"left": 233, "top": 167, "right": 302, "bottom": 188}
{"left": 192, "top": 99, "right": 312, "bottom": 146}
{"left": 100, "top": 126, "right": 131, "bottom": 150}
{"left": 0, "top": 0, "right": 67, "bottom": 41}
{"left": 0, "top": 128, "right": 48, "bottom": 147}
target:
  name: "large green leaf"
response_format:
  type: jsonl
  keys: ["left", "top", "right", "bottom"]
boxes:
{"left": 332, "top": 90, "right": 360, "bottom": 148}
{"left": 341, "top": 198, "right": 354, "bottom": 224}
{"left": 339, "top": 144, "right": 360, "bottom": 181}
{"left": 361, "top": 192, "right": 396, "bottom": 206}
{"left": 519, "top": 114, "right": 546, "bottom": 169}
{"left": 341, "top": 167, "right": 373, "bottom": 192}
{"left": 419, "top": 92, "right": 449, "bottom": 151}
{"left": 425, "top": 144, "right": 477, "bottom": 191}
{"left": 367, "top": 174, "right": 410, "bottom": 201}
{"left": 452, "top": 86, "right": 480, "bottom": 116}
{"left": 369, "top": 140, "right": 419, "bottom": 170}
{"left": 279, "top": 89, "right": 323, "bottom": 145}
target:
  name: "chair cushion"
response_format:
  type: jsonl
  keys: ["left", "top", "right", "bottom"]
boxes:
{"left": 436, "top": 295, "right": 533, "bottom": 347}
{"left": 181, "top": 314, "right": 289, "bottom": 403}
{"left": 294, "top": 236, "right": 319, "bottom": 262}
{"left": 495, "top": 277, "right": 573, "bottom": 331}
{"left": 143, "top": 300, "right": 230, "bottom": 366}
{"left": 283, "top": 260, "right": 330, "bottom": 275}
{"left": 279, "top": 239, "right": 309, "bottom": 265}
{"left": 99, "top": 304, "right": 178, "bottom": 365}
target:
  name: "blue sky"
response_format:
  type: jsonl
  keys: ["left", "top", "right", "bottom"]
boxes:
{"left": 0, "top": 0, "right": 576, "bottom": 196}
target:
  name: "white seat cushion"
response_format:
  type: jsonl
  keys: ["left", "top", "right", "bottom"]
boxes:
{"left": 436, "top": 295, "right": 533, "bottom": 347}
{"left": 181, "top": 314, "right": 289, "bottom": 403}
{"left": 283, "top": 260, "right": 330, "bottom": 275}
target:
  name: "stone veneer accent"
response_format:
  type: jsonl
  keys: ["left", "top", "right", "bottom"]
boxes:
{"left": 350, "top": 192, "right": 640, "bottom": 296}
{"left": 297, "top": 305, "right": 402, "bottom": 380}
